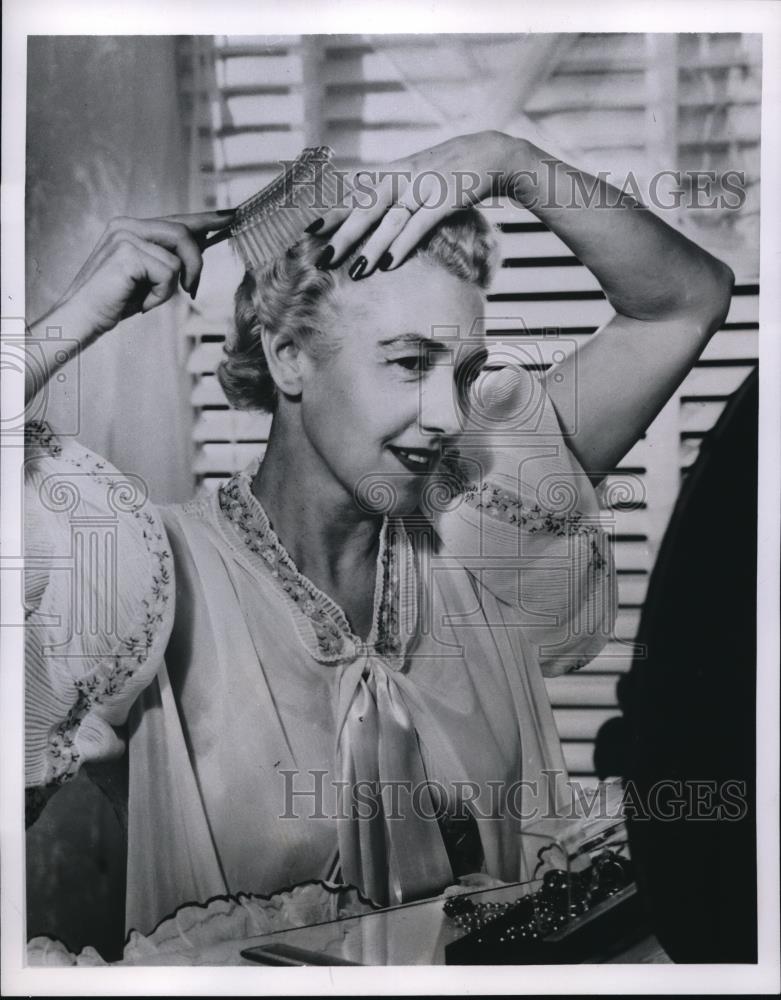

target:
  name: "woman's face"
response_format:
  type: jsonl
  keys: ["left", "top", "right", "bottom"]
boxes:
{"left": 297, "top": 257, "right": 488, "bottom": 516}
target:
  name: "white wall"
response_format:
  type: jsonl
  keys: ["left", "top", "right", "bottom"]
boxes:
{"left": 26, "top": 36, "right": 195, "bottom": 503}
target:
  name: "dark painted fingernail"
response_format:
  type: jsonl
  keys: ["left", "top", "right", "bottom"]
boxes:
{"left": 190, "top": 275, "right": 200, "bottom": 300}
{"left": 315, "top": 245, "right": 335, "bottom": 270}
{"left": 305, "top": 217, "right": 324, "bottom": 234}
{"left": 378, "top": 251, "right": 393, "bottom": 271}
{"left": 348, "top": 256, "right": 367, "bottom": 280}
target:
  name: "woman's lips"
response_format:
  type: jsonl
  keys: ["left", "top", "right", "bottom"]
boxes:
{"left": 387, "top": 445, "right": 439, "bottom": 473}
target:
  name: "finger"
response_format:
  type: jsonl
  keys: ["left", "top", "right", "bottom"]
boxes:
{"left": 373, "top": 174, "right": 461, "bottom": 272}
{"left": 378, "top": 205, "right": 448, "bottom": 272}
{"left": 349, "top": 172, "right": 447, "bottom": 275}
{"left": 159, "top": 210, "right": 236, "bottom": 234}
{"left": 107, "top": 217, "right": 203, "bottom": 292}
{"left": 325, "top": 179, "right": 400, "bottom": 266}
{"left": 310, "top": 166, "right": 401, "bottom": 242}
{"left": 114, "top": 224, "right": 197, "bottom": 295}
{"left": 310, "top": 206, "right": 351, "bottom": 237}
{"left": 106, "top": 236, "right": 179, "bottom": 316}
{"left": 111, "top": 230, "right": 182, "bottom": 274}
{"left": 313, "top": 167, "right": 383, "bottom": 236}
{"left": 349, "top": 183, "right": 430, "bottom": 276}
{"left": 66, "top": 228, "right": 180, "bottom": 301}
{"left": 359, "top": 204, "right": 417, "bottom": 269}
{"left": 123, "top": 244, "right": 180, "bottom": 314}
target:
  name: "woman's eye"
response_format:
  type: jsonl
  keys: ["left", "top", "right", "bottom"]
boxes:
{"left": 393, "top": 356, "right": 427, "bottom": 373}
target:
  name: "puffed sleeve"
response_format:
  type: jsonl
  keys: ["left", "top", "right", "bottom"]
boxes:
{"left": 24, "top": 421, "right": 175, "bottom": 792}
{"left": 432, "top": 365, "right": 618, "bottom": 677}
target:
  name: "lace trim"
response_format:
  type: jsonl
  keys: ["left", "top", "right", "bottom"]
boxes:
{"left": 216, "top": 460, "right": 416, "bottom": 666}
{"left": 27, "top": 421, "right": 173, "bottom": 785}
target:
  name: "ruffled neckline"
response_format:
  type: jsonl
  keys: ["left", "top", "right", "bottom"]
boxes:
{"left": 215, "top": 457, "right": 417, "bottom": 668}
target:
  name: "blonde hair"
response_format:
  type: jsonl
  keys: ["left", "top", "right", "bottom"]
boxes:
{"left": 217, "top": 208, "right": 498, "bottom": 413}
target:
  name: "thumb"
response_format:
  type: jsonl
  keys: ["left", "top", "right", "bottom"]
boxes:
{"left": 140, "top": 284, "right": 175, "bottom": 313}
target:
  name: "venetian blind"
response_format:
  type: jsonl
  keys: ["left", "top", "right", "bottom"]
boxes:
{"left": 177, "top": 33, "right": 760, "bottom": 790}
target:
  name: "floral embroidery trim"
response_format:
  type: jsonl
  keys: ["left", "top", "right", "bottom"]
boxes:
{"left": 218, "top": 474, "right": 351, "bottom": 660}
{"left": 28, "top": 422, "right": 172, "bottom": 785}
{"left": 216, "top": 462, "right": 416, "bottom": 666}
{"left": 47, "top": 519, "right": 170, "bottom": 785}
{"left": 460, "top": 482, "right": 613, "bottom": 574}
{"left": 26, "top": 419, "right": 63, "bottom": 458}
{"left": 461, "top": 482, "right": 589, "bottom": 535}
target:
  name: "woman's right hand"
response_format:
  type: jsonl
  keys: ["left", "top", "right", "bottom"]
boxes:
{"left": 49, "top": 210, "right": 235, "bottom": 341}
{"left": 25, "top": 211, "right": 234, "bottom": 405}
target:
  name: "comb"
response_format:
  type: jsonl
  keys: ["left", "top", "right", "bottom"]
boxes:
{"left": 203, "top": 146, "right": 343, "bottom": 270}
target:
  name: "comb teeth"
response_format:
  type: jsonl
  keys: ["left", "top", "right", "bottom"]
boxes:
{"left": 230, "top": 146, "right": 342, "bottom": 271}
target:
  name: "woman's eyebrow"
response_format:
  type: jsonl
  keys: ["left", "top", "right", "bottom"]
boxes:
{"left": 377, "top": 333, "right": 448, "bottom": 351}
{"left": 376, "top": 336, "right": 489, "bottom": 372}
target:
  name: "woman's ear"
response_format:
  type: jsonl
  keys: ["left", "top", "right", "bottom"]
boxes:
{"left": 260, "top": 328, "right": 307, "bottom": 399}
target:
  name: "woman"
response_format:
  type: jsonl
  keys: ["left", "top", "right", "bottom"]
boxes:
{"left": 24, "top": 131, "right": 734, "bottom": 943}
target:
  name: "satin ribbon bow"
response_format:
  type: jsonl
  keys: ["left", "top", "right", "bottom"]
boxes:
{"left": 335, "top": 650, "right": 454, "bottom": 907}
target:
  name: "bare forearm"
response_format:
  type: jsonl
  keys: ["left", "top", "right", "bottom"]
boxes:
{"left": 504, "top": 136, "right": 734, "bottom": 328}
{"left": 496, "top": 135, "right": 735, "bottom": 478}
{"left": 25, "top": 301, "right": 96, "bottom": 406}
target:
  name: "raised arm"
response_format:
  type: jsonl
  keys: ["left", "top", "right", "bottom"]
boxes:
{"left": 314, "top": 130, "right": 735, "bottom": 480}
{"left": 24, "top": 210, "right": 234, "bottom": 406}
{"left": 23, "top": 210, "right": 233, "bottom": 806}
{"left": 505, "top": 138, "right": 735, "bottom": 479}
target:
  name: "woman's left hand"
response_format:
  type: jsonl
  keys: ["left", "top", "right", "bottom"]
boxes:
{"left": 312, "top": 130, "right": 519, "bottom": 276}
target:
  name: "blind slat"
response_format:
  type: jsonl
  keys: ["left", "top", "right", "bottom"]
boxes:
{"left": 554, "top": 709, "right": 623, "bottom": 740}
{"left": 190, "top": 33, "right": 759, "bottom": 786}
{"left": 545, "top": 674, "right": 619, "bottom": 706}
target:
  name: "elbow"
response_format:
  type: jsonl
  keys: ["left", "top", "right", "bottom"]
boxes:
{"left": 691, "top": 257, "right": 736, "bottom": 338}
{"left": 708, "top": 258, "right": 736, "bottom": 332}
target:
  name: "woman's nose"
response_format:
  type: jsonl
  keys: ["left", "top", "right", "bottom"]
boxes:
{"left": 419, "top": 366, "right": 463, "bottom": 438}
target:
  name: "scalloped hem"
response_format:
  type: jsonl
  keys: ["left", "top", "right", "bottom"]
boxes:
{"left": 27, "top": 880, "right": 381, "bottom": 966}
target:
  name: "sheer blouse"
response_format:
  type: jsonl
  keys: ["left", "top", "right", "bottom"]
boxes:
{"left": 24, "top": 366, "right": 617, "bottom": 937}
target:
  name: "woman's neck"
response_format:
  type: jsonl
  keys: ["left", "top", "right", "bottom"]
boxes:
{"left": 251, "top": 416, "right": 382, "bottom": 588}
